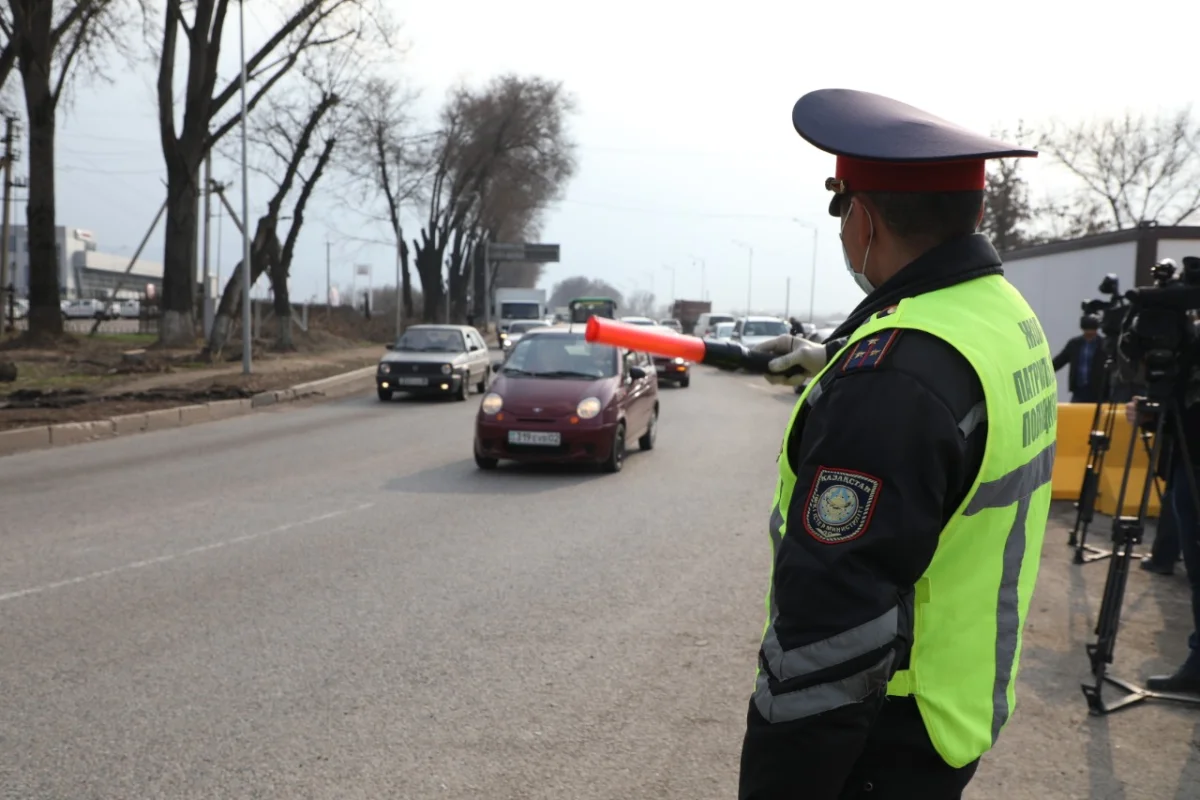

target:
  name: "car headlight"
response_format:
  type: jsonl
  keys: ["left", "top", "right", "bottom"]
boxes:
{"left": 672, "top": 357, "right": 685, "bottom": 364}
{"left": 378, "top": 363, "right": 391, "bottom": 374}
{"left": 441, "top": 364, "right": 453, "bottom": 375}
{"left": 576, "top": 396, "right": 602, "bottom": 419}
{"left": 481, "top": 392, "right": 503, "bottom": 415}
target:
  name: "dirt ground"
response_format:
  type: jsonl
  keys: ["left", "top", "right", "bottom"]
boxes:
{"left": 972, "top": 503, "right": 1200, "bottom": 800}
{"left": 0, "top": 327, "right": 383, "bottom": 432}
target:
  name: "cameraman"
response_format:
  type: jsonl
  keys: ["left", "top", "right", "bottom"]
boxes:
{"left": 1125, "top": 389, "right": 1200, "bottom": 693}
{"left": 1054, "top": 315, "right": 1106, "bottom": 403}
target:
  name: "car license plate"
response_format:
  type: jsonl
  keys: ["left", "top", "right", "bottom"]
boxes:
{"left": 655, "top": 365, "right": 666, "bottom": 372}
{"left": 508, "top": 430, "right": 561, "bottom": 446}
{"left": 395, "top": 377, "right": 428, "bottom": 386}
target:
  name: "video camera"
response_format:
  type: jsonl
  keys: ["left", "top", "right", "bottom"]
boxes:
{"left": 1118, "top": 257, "right": 1200, "bottom": 394}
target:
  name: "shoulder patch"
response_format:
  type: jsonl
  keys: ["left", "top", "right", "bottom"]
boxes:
{"left": 802, "top": 467, "right": 882, "bottom": 544}
{"left": 875, "top": 305, "right": 899, "bottom": 319}
{"left": 841, "top": 329, "right": 902, "bottom": 372}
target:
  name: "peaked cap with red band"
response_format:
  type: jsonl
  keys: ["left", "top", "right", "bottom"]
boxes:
{"left": 791, "top": 89, "right": 1038, "bottom": 216}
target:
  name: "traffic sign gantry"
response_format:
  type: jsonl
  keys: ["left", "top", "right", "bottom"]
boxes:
{"left": 486, "top": 242, "right": 560, "bottom": 263}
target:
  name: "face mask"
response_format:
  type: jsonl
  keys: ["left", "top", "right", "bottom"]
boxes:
{"left": 839, "top": 202, "right": 876, "bottom": 295}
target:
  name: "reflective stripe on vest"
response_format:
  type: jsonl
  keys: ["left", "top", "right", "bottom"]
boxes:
{"left": 753, "top": 274, "right": 1057, "bottom": 768}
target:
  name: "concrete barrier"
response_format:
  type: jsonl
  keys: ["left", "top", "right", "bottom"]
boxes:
{"left": 0, "top": 364, "right": 376, "bottom": 459}
{"left": 1050, "top": 402, "right": 1160, "bottom": 518}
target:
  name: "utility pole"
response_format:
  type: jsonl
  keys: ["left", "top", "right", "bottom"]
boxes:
{"left": 0, "top": 114, "right": 17, "bottom": 331}
{"left": 201, "top": 152, "right": 212, "bottom": 338}
{"left": 326, "top": 238, "right": 332, "bottom": 320}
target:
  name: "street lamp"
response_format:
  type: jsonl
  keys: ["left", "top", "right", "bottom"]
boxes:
{"left": 687, "top": 254, "right": 707, "bottom": 302}
{"left": 662, "top": 263, "right": 675, "bottom": 305}
{"left": 791, "top": 218, "right": 819, "bottom": 322}
{"left": 238, "top": 0, "right": 251, "bottom": 374}
{"left": 733, "top": 239, "right": 753, "bottom": 314}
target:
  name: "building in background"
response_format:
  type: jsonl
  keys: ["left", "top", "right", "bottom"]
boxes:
{"left": 1002, "top": 223, "right": 1200, "bottom": 399}
{"left": 7, "top": 225, "right": 163, "bottom": 299}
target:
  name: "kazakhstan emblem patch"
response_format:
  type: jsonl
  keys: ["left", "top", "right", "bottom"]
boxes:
{"left": 802, "top": 467, "right": 882, "bottom": 544}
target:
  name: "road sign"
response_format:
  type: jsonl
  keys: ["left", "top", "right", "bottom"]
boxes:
{"left": 522, "top": 244, "right": 560, "bottom": 263}
{"left": 486, "top": 242, "right": 560, "bottom": 263}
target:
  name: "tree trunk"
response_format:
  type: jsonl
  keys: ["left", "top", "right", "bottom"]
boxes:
{"left": 414, "top": 238, "right": 445, "bottom": 322}
{"left": 270, "top": 263, "right": 293, "bottom": 351}
{"left": 18, "top": 9, "right": 61, "bottom": 340}
{"left": 160, "top": 158, "right": 201, "bottom": 346}
{"left": 400, "top": 238, "right": 414, "bottom": 318}
{"left": 206, "top": 219, "right": 278, "bottom": 355}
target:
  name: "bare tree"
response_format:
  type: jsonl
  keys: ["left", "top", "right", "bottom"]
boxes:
{"left": 624, "top": 290, "right": 656, "bottom": 317}
{"left": 413, "top": 73, "right": 577, "bottom": 323}
{"left": 156, "top": 0, "right": 388, "bottom": 347}
{"left": 1039, "top": 108, "right": 1200, "bottom": 231}
{"left": 979, "top": 124, "right": 1039, "bottom": 253}
{"left": 205, "top": 70, "right": 342, "bottom": 356}
{"left": 6, "top": 0, "right": 142, "bottom": 341}
{"left": 547, "top": 276, "right": 624, "bottom": 310}
{"left": 340, "top": 76, "right": 424, "bottom": 320}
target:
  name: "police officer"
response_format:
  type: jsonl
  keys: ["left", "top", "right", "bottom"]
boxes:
{"left": 737, "top": 89, "right": 1059, "bottom": 799}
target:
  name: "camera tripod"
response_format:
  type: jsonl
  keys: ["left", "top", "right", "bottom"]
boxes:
{"left": 1081, "top": 393, "right": 1200, "bottom": 714}
{"left": 1068, "top": 367, "right": 1162, "bottom": 565}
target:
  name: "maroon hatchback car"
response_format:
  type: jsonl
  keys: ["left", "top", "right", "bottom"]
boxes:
{"left": 474, "top": 327, "right": 659, "bottom": 472}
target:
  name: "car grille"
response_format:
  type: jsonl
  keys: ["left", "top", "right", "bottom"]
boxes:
{"left": 382, "top": 362, "right": 446, "bottom": 375}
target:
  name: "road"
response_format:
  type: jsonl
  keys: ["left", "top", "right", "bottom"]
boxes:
{"left": 1, "top": 368, "right": 1198, "bottom": 799}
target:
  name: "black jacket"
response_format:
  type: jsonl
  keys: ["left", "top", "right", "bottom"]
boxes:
{"left": 1052, "top": 335, "right": 1106, "bottom": 394}
{"left": 739, "top": 235, "right": 999, "bottom": 799}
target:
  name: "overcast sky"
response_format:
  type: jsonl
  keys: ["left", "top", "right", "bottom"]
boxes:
{"left": 40, "top": 0, "right": 1200, "bottom": 320}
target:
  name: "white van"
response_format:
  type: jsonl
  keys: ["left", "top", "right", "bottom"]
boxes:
{"left": 695, "top": 312, "right": 736, "bottom": 338}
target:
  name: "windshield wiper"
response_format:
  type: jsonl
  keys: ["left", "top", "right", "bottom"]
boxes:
{"left": 533, "top": 370, "right": 600, "bottom": 379}
{"left": 502, "top": 367, "right": 535, "bottom": 375}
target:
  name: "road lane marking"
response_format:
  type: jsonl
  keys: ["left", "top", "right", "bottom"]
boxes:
{"left": 0, "top": 503, "right": 375, "bottom": 604}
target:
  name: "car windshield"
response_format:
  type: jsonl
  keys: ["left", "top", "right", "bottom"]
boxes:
{"left": 503, "top": 334, "right": 618, "bottom": 379}
{"left": 392, "top": 328, "right": 465, "bottom": 352}
{"left": 743, "top": 320, "right": 789, "bottom": 337}
{"left": 509, "top": 321, "right": 549, "bottom": 334}
{"left": 714, "top": 323, "right": 734, "bottom": 337}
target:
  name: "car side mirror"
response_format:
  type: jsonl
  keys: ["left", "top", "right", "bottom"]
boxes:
{"left": 491, "top": 362, "right": 502, "bottom": 373}
{"left": 629, "top": 366, "right": 647, "bottom": 381}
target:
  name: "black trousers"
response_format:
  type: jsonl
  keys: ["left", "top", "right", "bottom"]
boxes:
{"left": 738, "top": 696, "right": 979, "bottom": 799}
{"left": 835, "top": 698, "right": 979, "bottom": 799}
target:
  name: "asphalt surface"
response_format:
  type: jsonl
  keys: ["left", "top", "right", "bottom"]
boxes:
{"left": 1, "top": 367, "right": 1198, "bottom": 799}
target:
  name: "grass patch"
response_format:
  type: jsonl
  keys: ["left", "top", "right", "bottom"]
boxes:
{"left": 5, "top": 361, "right": 118, "bottom": 392}
{"left": 92, "top": 333, "right": 157, "bottom": 346}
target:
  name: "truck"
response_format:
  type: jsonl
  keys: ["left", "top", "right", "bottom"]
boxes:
{"left": 670, "top": 299, "right": 711, "bottom": 335}
{"left": 493, "top": 287, "right": 547, "bottom": 334}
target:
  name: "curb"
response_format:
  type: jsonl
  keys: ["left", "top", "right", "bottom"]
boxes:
{"left": 0, "top": 365, "right": 378, "bottom": 459}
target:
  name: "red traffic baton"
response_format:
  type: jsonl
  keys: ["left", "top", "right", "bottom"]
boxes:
{"left": 584, "top": 316, "right": 800, "bottom": 375}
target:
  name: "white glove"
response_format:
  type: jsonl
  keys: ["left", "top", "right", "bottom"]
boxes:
{"left": 753, "top": 335, "right": 828, "bottom": 387}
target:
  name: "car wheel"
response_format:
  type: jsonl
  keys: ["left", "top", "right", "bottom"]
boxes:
{"left": 477, "top": 368, "right": 490, "bottom": 394}
{"left": 680, "top": 376, "right": 690, "bottom": 388}
{"left": 455, "top": 373, "right": 469, "bottom": 401}
{"left": 602, "top": 422, "right": 626, "bottom": 473}
{"left": 474, "top": 447, "right": 498, "bottom": 470}
{"left": 377, "top": 387, "right": 392, "bottom": 402}
{"left": 638, "top": 406, "right": 658, "bottom": 451}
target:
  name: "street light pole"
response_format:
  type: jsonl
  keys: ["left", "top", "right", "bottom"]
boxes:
{"left": 792, "top": 219, "right": 819, "bottom": 322}
{"left": 663, "top": 263, "right": 675, "bottom": 303}
{"left": 238, "top": 0, "right": 252, "bottom": 375}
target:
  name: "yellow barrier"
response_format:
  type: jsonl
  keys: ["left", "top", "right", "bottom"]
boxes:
{"left": 1050, "top": 402, "right": 1160, "bottom": 518}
